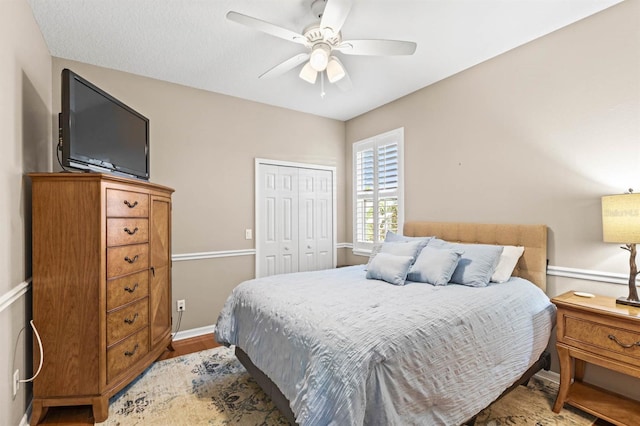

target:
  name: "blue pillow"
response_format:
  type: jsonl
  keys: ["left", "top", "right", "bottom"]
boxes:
{"left": 428, "top": 239, "right": 503, "bottom": 287}
{"left": 385, "top": 231, "right": 432, "bottom": 251}
{"left": 380, "top": 239, "right": 425, "bottom": 263}
{"left": 366, "top": 252, "right": 414, "bottom": 285}
{"left": 406, "top": 246, "right": 463, "bottom": 285}
{"left": 366, "top": 239, "right": 427, "bottom": 271}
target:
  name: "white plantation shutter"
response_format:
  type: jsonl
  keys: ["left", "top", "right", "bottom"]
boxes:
{"left": 353, "top": 128, "right": 404, "bottom": 252}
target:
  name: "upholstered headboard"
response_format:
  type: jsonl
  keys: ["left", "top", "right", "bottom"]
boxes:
{"left": 403, "top": 221, "right": 548, "bottom": 291}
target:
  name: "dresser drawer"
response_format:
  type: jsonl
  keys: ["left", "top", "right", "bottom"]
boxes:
{"left": 107, "top": 298, "right": 149, "bottom": 346}
{"left": 107, "top": 218, "right": 149, "bottom": 247}
{"left": 107, "top": 270, "right": 149, "bottom": 311}
{"left": 563, "top": 315, "right": 640, "bottom": 367}
{"left": 106, "top": 189, "right": 149, "bottom": 218}
{"left": 107, "top": 328, "right": 149, "bottom": 383}
{"left": 107, "top": 244, "right": 149, "bottom": 278}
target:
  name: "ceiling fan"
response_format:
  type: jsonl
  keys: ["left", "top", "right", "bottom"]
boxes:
{"left": 226, "top": 0, "right": 417, "bottom": 92}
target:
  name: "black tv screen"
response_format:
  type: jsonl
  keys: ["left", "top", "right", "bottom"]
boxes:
{"left": 61, "top": 69, "right": 150, "bottom": 180}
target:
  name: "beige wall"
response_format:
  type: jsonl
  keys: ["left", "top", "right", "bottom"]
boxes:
{"left": 51, "top": 58, "right": 347, "bottom": 331}
{"left": 346, "top": 0, "right": 640, "bottom": 399}
{"left": 0, "top": 0, "right": 52, "bottom": 424}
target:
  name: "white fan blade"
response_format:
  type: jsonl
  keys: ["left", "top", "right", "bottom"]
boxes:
{"left": 227, "top": 11, "right": 307, "bottom": 46}
{"left": 260, "top": 53, "right": 310, "bottom": 79}
{"left": 336, "top": 39, "right": 417, "bottom": 56}
{"left": 320, "top": 0, "right": 352, "bottom": 35}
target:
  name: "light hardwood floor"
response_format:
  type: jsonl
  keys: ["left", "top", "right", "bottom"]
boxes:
{"left": 37, "top": 334, "right": 220, "bottom": 425}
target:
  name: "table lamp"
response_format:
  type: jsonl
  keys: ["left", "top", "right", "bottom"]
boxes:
{"left": 602, "top": 190, "right": 640, "bottom": 307}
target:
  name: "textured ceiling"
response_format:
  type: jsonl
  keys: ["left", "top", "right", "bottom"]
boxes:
{"left": 28, "top": 0, "right": 621, "bottom": 121}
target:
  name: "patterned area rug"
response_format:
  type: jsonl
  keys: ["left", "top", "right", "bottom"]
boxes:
{"left": 97, "top": 346, "right": 597, "bottom": 425}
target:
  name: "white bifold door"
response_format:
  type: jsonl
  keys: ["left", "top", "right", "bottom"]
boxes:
{"left": 257, "top": 163, "right": 334, "bottom": 278}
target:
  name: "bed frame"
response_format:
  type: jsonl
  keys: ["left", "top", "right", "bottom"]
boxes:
{"left": 236, "top": 221, "right": 550, "bottom": 425}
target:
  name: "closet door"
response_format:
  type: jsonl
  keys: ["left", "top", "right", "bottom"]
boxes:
{"left": 257, "top": 162, "right": 334, "bottom": 278}
{"left": 298, "top": 168, "right": 333, "bottom": 272}
{"left": 258, "top": 165, "right": 299, "bottom": 277}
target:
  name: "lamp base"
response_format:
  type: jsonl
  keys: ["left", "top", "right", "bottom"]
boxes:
{"left": 616, "top": 296, "right": 640, "bottom": 308}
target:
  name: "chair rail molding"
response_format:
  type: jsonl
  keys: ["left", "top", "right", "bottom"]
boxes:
{"left": 0, "top": 278, "right": 31, "bottom": 313}
{"left": 547, "top": 265, "right": 632, "bottom": 286}
{"left": 172, "top": 249, "right": 256, "bottom": 262}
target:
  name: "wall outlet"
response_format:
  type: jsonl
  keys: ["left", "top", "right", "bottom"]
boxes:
{"left": 177, "top": 299, "right": 186, "bottom": 312}
{"left": 13, "top": 369, "right": 19, "bottom": 397}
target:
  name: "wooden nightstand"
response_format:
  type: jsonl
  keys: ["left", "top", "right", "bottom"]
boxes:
{"left": 552, "top": 291, "right": 640, "bottom": 425}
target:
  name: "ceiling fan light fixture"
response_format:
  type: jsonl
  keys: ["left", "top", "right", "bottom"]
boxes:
{"left": 299, "top": 62, "right": 318, "bottom": 84}
{"left": 309, "top": 44, "right": 330, "bottom": 71}
{"left": 326, "top": 56, "right": 345, "bottom": 83}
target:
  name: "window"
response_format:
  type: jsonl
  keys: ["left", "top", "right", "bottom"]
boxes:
{"left": 353, "top": 128, "right": 404, "bottom": 253}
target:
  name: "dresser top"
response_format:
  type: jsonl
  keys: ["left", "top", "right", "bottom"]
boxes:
{"left": 29, "top": 172, "right": 174, "bottom": 193}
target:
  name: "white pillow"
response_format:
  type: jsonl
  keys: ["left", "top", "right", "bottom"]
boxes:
{"left": 491, "top": 246, "right": 525, "bottom": 283}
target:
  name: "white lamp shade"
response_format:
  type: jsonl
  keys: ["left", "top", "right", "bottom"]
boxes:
{"left": 309, "top": 44, "right": 330, "bottom": 71}
{"left": 326, "top": 57, "right": 346, "bottom": 83}
{"left": 299, "top": 62, "right": 318, "bottom": 84}
{"left": 602, "top": 193, "right": 640, "bottom": 243}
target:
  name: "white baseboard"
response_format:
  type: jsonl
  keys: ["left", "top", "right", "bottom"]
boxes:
{"left": 20, "top": 401, "right": 31, "bottom": 426}
{"left": 172, "top": 324, "right": 216, "bottom": 341}
{"left": 534, "top": 369, "right": 560, "bottom": 385}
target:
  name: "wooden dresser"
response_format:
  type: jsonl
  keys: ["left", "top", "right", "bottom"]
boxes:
{"left": 552, "top": 291, "right": 640, "bottom": 425}
{"left": 29, "top": 173, "right": 174, "bottom": 424}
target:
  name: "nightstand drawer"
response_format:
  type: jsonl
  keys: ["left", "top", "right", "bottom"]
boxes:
{"left": 563, "top": 315, "right": 640, "bottom": 366}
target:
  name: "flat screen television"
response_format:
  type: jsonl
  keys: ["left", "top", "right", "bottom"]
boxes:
{"left": 60, "top": 68, "right": 150, "bottom": 180}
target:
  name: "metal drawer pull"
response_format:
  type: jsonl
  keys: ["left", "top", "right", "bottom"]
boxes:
{"left": 608, "top": 334, "right": 640, "bottom": 348}
{"left": 124, "top": 283, "right": 139, "bottom": 293}
{"left": 123, "top": 200, "right": 138, "bottom": 208}
{"left": 124, "top": 343, "right": 139, "bottom": 357}
{"left": 124, "top": 255, "right": 139, "bottom": 264}
{"left": 124, "top": 313, "right": 139, "bottom": 325}
{"left": 123, "top": 227, "right": 139, "bottom": 235}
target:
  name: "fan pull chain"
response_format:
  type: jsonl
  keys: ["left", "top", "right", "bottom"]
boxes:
{"left": 320, "top": 72, "right": 326, "bottom": 98}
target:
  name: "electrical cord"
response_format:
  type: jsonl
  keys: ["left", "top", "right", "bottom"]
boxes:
{"left": 19, "top": 320, "right": 43, "bottom": 384}
{"left": 56, "top": 143, "right": 72, "bottom": 172}
{"left": 172, "top": 310, "right": 184, "bottom": 342}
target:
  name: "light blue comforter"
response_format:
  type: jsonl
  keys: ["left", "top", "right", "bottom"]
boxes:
{"left": 215, "top": 265, "right": 555, "bottom": 425}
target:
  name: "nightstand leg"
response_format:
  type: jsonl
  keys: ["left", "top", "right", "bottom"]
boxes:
{"left": 553, "top": 345, "right": 571, "bottom": 413}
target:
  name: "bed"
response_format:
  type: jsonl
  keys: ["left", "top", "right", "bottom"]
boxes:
{"left": 215, "top": 221, "right": 555, "bottom": 425}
